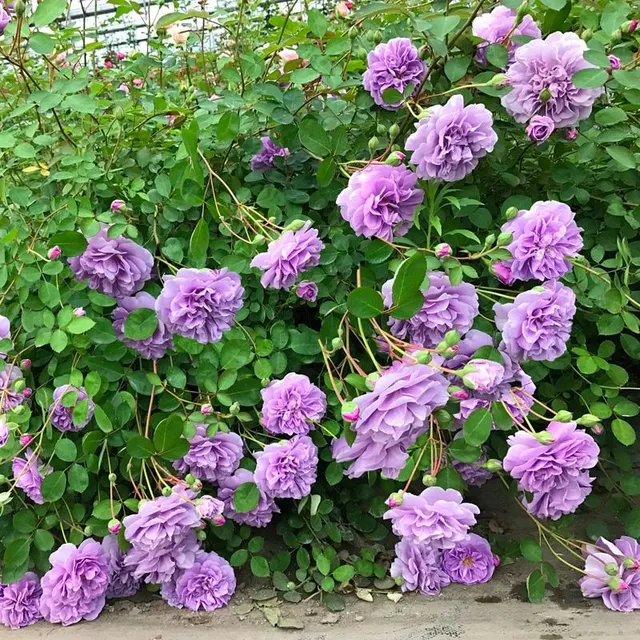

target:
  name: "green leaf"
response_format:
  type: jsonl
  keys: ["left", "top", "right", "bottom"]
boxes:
{"left": 445, "top": 57, "right": 470, "bottom": 82}
{"left": 124, "top": 308, "right": 158, "bottom": 341}
{"left": 66, "top": 316, "right": 96, "bottom": 334}
{"left": 526, "top": 569, "right": 546, "bottom": 603}
{"left": 381, "top": 87, "right": 403, "bottom": 104}
{"left": 333, "top": 565, "right": 355, "bottom": 582}
{"left": 485, "top": 44, "right": 508, "bottom": 68}
{"left": 234, "top": 482, "right": 260, "bottom": 513}
{"left": 93, "top": 405, "right": 112, "bottom": 432}
{"left": 612, "top": 418, "right": 636, "bottom": 445}
{"left": 595, "top": 107, "right": 628, "bottom": 127}
{"left": 48, "top": 231, "right": 87, "bottom": 257}
{"left": 308, "top": 9, "right": 328, "bottom": 37}
{"left": 291, "top": 68, "right": 321, "bottom": 84}
{"left": 68, "top": 463, "right": 89, "bottom": 492}
{"left": 365, "top": 239, "right": 393, "bottom": 264}
{"left": 230, "top": 549, "right": 249, "bottom": 567}
{"left": 217, "top": 111, "right": 240, "bottom": 142}
{"left": 347, "top": 287, "right": 384, "bottom": 318}
{"left": 153, "top": 415, "right": 188, "bottom": 460}
{"left": 572, "top": 68, "right": 608, "bottom": 88}
{"left": 12, "top": 511, "right": 37, "bottom": 533}
{"left": 181, "top": 120, "right": 205, "bottom": 186}
{"left": 32, "top": 0, "right": 67, "bottom": 27}
{"left": 390, "top": 253, "right": 427, "bottom": 319}
{"left": 621, "top": 334, "right": 640, "bottom": 359}
{"left": 62, "top": 94, "right": 98, "bottom": 114}
{"left": 449, "top": 439, "right": 481, "bottom": 463}
{"left": 126, "top": 435, "right": 155, "bottom": 458}
{"left": 189, "top": 218, "right": 209, "bottom": 264}
{"left": 317, "top": 158, "right": 337, "bottom": 186}
{"left": 220, "top": 339, "right": 253, "bottom": 370}
{"left": 54, "top": 438, "right": 77, "bottom": 462}
{"left": 597, "top": 314, "right": 624, "bottom": 335}
{"left": 316, "top": 554, "right": 331, "bottom": 576}
{"left": 29, "top": 33, "right": 56, "bottom": 54}
{"left": 463, "top": 407, "right": 492, "bottom": 446}
{"left": 34, "top": 529, "right": 55, "bottom": 551}
{"left": 428, "top": 15, "right": 461, "bottom": 39}
{"left": 155, "top": 174, "right": 172, "bottom": 198}
{"left": 4, "top": 538, "right": 31, "bottom": 569}
{"left": 50, "top": 330, "right": 68, "bottom": 353}
{"left": 612, "top": 69, "right": 640, "bottom": 89}
{"left": 41, "top": 470, "right": 67, "bottom": 502}
{"left": 250, "top": 555, "right": 271, "bottom": 578}
{"left": 436, "top": 467, "right": 465, "bottom": 491}
{"left": 299, "top": 116, "right": 331, "bottom": 158}
{"left": 539, "top": 0, "right": 566, "bottom": 9}
{"left": 606, "top": 146, "right": 636, "bottom": 169}
{"left": 520, "top": 538, "right": 543, "bottom": 562}
{"left": 492, "top": 402, "right": 514, "bottom": 430}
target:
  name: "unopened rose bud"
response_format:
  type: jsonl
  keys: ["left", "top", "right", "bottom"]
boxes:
{"left": 415, "top": 350, "right": 432, "bottom": 364}
{"left": 201, "top": 404, "right": 213, "bottom": 416}
{"left": 0, "top": 475, "right": 7, "bottom": 484}
{"left": 539, "top": 88, "right": 552, "bottom": 103}
{"left": 191, "top": 479, "right": 203, "bottom": 492}
{"left": 73, "top": 307, "right": 86, "bottom": 317}
{"left": 533, "top": 431, "right": 555, "bottom": 445}
{"left": 492, "top": 262, "right": 514, "bottom": 285}
{"left": 185, "top": 473, "right": 196, "bottom": 484}
{"left": 341, "top": 401, "right": 360, "bottom": 422}
{"left": 576, "top": 413, "right": 599, "bottom": 426}
{"left": 108, "top": 518, "right": 121, "bottom": 534}
{"left": 331, "top": 337, "right": 344, "bottom": 350}
{"left": 132, "top": 78, "right": 143, "bottom": 87}
{"left": 591, "top": 424, "right": 604, "bottom": 436}
{"left": 84, "top": 525, "right": 93, "bottom": 536}
{"left": 376, "top": 123, "right": 387, "bottom": 136}
{"left": 434, "top": 243, "right": 452, "bottom": 259}
{"left": 388, "top": 124, "right": 400, "bottom": 140}
{"left": 449, "top": 386, "right": 469, "bottom": 401}
{"left": 553, "top": 410, "right": 573, "bottom": 423}
{"left": 368, "top": 136, "right": 379, "bottom": 153}
{"left": 623, "top": 557, "right": 640, "bottom": 570}
{"left": 605, "top": 562, "right": 620, "bottom": 576}
{"left": 629, "top": 19, "right": 639, "bottom": 33}
{"left": 609, "top": 55, "right": 622, "bottom": 70}
{"left": 366, "top": 372, "right": 380, "bottom": 389}
{"left": 488, "top": 73, "right": 506, "bottom": 86}
{"left": 229, "top": 402, "right": 240, "bottom": 415}
{"left": 607, "top": 577, "right": 628, "bottom": 593}
{"left": 105, "top": 60, "right": 113, "bottom": 69}
{"left": 23, "top": 387, "right": 32, "bottom": 398}
{"left": 108, "top": 473, "right": 117, "bottom": 483}
{"left": 19, "top": 434, "right": 32, "bottom": 446}
{"left": 14, "top": 0, "right": 26, "bottom": 16}
{"left": 384, "top": 151, "right": 405, "bottom": 166}
{"left": 496, "top": 232, "right": 512, "bottom": 247}
{"left": 261, "top": 378, "right": 269, "bottom": 388}
{"left": 565, "top": 128, "right": 578, "bottom": 140}
{"left": 48, "top": 246, "right": 61, "bottom": 260}
{"left": 581, "top": 29, "right": 593, "bottom": 41}
{"left": 250, "top": 234, "right": 266, "bottom": 246}
{"left": 196, "top": 529, "right": 207, "bottom": 541}
{"left": 283, "top": 219, "right": 307, "bottom": 232}
{"left": 386, "top": 491, "right": 404, "bottom": 507}
{"left": 422, "top": 474, "right": 437, "bottom": 487}
{"left": 373, "top": 30, "right": 382, "bottom": 44}
{"left": 493, "top": 554, "right": 500, "bottom": 567}
{"left": 444, "top": 330, "right": 460, "bottom": 347}
{"left": 394, "top": 576, "right": 405, "bottom": 586}
{"left": 21, "top": 359, "right": 31, "bottom": 369}
{"left": 504, "top": 206, "right": 519, "bottom": 220}
{"left": 117, "top": 52, "right": 125, "bottom": 61}
{"left": 286, "top": 581, "right": 296, "bottom": 591}
{"left": 484, "top": 459, "right": 503, "bottom": 473}
{"left": 212, "top": 515, "right": 226, "bottom": 526}
{"left": 162, "top": 486, "right": 173, "bottom": 496}
{"left": 611, "top": 28, "right": 623, "bottom": 44}
{"left": 111, "top": 199, "right": 126, "bottom": 212}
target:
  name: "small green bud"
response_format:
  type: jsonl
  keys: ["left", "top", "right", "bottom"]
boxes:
{"left": 386, "top": 491, "right": 405, "bottom": 507}
{"left": 415, "top": 350, "right": 432, "bottom": 365}
{"left": 444, "top": 329, "right": 460, "bottom": 347}
{"left": 553, "top": 410, "right": 573, "bottom": 423}
{"left": 487, "top": 73, "right": 506, "bottom": 86}
{"left": 14, "top": 0, "right": 26, "bottom": 16}
{"left": 108, "top": 473, "right": 117, "bottom": 483}
{"left": 347, "top": 25, "right": 359, "bottom": 39}
{"left": 376, "top": 123, "right": 387, "bottom": 136}
{"left": 580, "top": 28, "right": 593, "bottom": 41}
{"left": 162, "top": 486, "right": 173, "bottom": 496}
{"left": 366, "top": 372, "right": 380, "bottom": 389}
{"left": 496, "top": 232, "right": 513, "bottom": 247}
{"left": 533, "top": 431, "right": 555, "bottom": 445}
{"left": 604, "top": 562, "right": 620, "bottom": 577}
{"left": 364, "top": 29, "right": 376, "bottom": 41}
{"left": 185, "top": 473, "right": 196, "bottom": 485}
{"left": 623, "top": 557, "right": 640, "bottom": 570}
{"left": 368, "top": 136, "right": 379, "bottom": 154}
{"left": 373, "top": 30, "right": 383, "bottom": 44}
{"left": 261, "top": 378, "right": 270, "bottom": 388}
{"left": 610, "top": 28, "right": 623, "bottom": 44}
{"left": 230, "top": 402, "right": 240, "bottom": 415}
{"left": 384, "top": 151, "right": 406, "bottom": 166}
{"left": 606, "top": 576, "right": 627, "bottom": 593}
{"left": 0, "top": 475, "right": 7, "bottom": 485}
{"left": 484, "top": 459, "right": 503, "bottom": 473}
{"left": 331, "top": 337, "right": 344, "bottom": 351}
{"left": 12, "top": 404, "right": 25, "bottom": 415}
{"left": 576, "top": 413, "right": 600, "bottom": 427}
{"left": 196, "top": 529, "right": 207, "bottom": 541}
{"left": 394, "top": 576, "right": 405, "bottom": 586}
{"left": 388, "top": 123, "right": 400, "bottom": 140}
{"left": 515, "top": 2, "right": 530, "bottom": 22}
{"left": 84, "top": 525, "right": 93, "bottom": 536}
{"left": 539, "top": 88, "right": 552, "bottom": 103}
{"left": 422, "top": 474, "right": 437, "bottom": 487}
{"left": 250, "top": 234, "right": 266, "bottom": 246}
{"left": 484, "top": 233, "right": 496, "bottom": 248}
{"left": 353, "top": 46, "right": 368, "bottom": 60}
{"left": 286, "top": 581, "right": 296, "bottom": 591}
{"left": 505, "top": 206, "right": 519, "bottom": 220}
{"left": 283, "top": 219, "right": 307, "bottom": 232}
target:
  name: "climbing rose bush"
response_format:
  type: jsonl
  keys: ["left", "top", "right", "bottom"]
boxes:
{"left": 1, "top": 0, "right": 640, "bottom": 629}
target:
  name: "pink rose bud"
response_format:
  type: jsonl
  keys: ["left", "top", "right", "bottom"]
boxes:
{"left": 108, "top": 518, "right": 121, "bottom": 534}
{"left": 607, "top": 577, "right": 628, "bottom": 593}
{"left": 609, "top": 55, "right": 621, "bottom": 70}
{"left": 629, "top": 19, "right": 639, "bottom": 33}
{"left": 105, "top": 60, "right": 113, "bottom": 69}
{"left": 117, "top": 83, "right": 130, "bottom": 94}
{"left": 336, "top": 0, "right": 351, "bottom": 16}
{"left": 21, "top": 359, "right": 31, "bottom": 369}
{"left": 565, "top": 128, "right": 578, "bottom": 141}
{"left": 386, "top": 491, "right": 404, "bottom": 508}
{"left": 19, "top": 434, "right": 32, "bottom": 446}
{"left": 278, "top": 48, "right": 299, "bottom": 62}
{"left": 201, "top": 403, "right": 213, "bottom": 415}
{"left": 491, "top": 261, "right": 514, "bottom": 285}
{"left": 591, "top": 424, "right": 604, "bottom": 436}
{"left": 73, "top": 307, "right": 86, "bottom": 317}
{"left": 346, "top": 0, "right": 353, "bottom": 7}
{"left": 23, "top": 387, "right": 32, "bottom": 398}
{"left": 167, "top": 115, "right": 176, "bottom": 127}
{"left": 48, "top": 246, "right": 61, "bottom": 260}
{"left": 117, "top": 52, "right": 125, "bottom": 60}
{"left": 341, "top": 401, "right": 359, "bottom": 422}
{"left": 493, "top": 554, "right": 500, "bottom": 567}
{"left": 623, "top": 557, "right": 640, "bottom": 570}
{"left": 212, "top": 515, "right": 226, "bottom": 526}
{"left": 450, "top": 389, "right": 469, "bottom": 401}
{"left": 132, "top": 78, "right": 143, "bottom": 87}
{"left": 434, "top": 243, "right": 452, "bottom": 259}
{"left": 55, "top": 51, "right": 67, "bottom": 63}
{"left": 110, "top": 199, "right": 126, "bottom": 212}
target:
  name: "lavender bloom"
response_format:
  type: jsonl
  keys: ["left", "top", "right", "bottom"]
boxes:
{"left": 195, "top": 495, "right": 225, "bottom": 521}
{"left": 336, "top": 164, "right": 424, "bottom": 240}
{"left": 609, "top": 55, "right": 621, "bottom": 70}
{"left": 502, "top": 32, "right": 604, "bottom": 128}
{"left": 384, "top": 487, "right": 480, "bottom": 549}
{"left": 250, "top": 137, "right": 290, "bottom": 171}
{"left": 0, "top": 418, "right": 8, "bottom": 447}
{"left": 525, "top": 471, "right": 593, "bottom": 520}
{"left": 112, "top": 292, "right": 174, "bottom": 359}
{"left": 0, "top": 572, "right": 42, "bottom": 629}
{"left": 472, "top": 6, "right": 541, "bottom": 65}
{"left": 492, "top": 261, "right": 514, "bottom": 285}
{"left": 12, "top": 448, "right": 50, "bottom": 504}
{"left": 156, "top": 268, "right": 244, "bottom": 344}
{"left": 0, "top": 364, "right": 25, "bottom": 412}
{"left": 260, "top": 373, "right": 326, "bottom": 436}
{"left": 49, "top": 385, "right": 95, "bottom": 432}
{"left": 382, "top": 272, "right": 479, "bottom": 348}
{"left": 452, "top": 441, "right": 493, "bottom": 487}
{"left": 295, "top": 281, "right": 318, "bottom": 301}
{"left": 526, "top": 115, "right": 555, "bottom": 143}
{"left": 0, "top": 6, "right": 10, "bottom": 33}
{"left": 254, "top": 435, "right": 318, "bottom": 499}
{"left": 390, "top": 539, "right": 450, "bottom": 595}
{"left": 39, "top": 539, "right": 110, "bottom": 625}
{"left": 442, "top": 534, "right": 496, "bottom": 584}
{"left": 362, "top": 38, "right": 426, "bottom": 110}
{"left": 68, "top": 226, "right": 153, "bottom": 298}
{"left": 217, "top": 468, "right": 279, "bottom": 528}
{"left": 405, "top": 95, "right": 497, "bottom": 182}
{"left": 102, "top": 534, "right": 140, "bottom": 599}
{"left": 462, "top": 359, "right": 505, "bottom": 392}
{"left": 494, "top": 280, "right": 576, "bottom": 362}
{"left": 163, "top": 551, "right": 236, "bottom": 611}
{"left": 173, "top": 427, "right": 243, "bottom": 484}
{"left": 332, "top": 363, "right": 449, "bottom": 479}
{"left": 0, "top": 314, "right": 9, "bottom": 342}
{"left": 250, "top": 222, "right": 324, "bottom": 289}
{"left": 500, "top": 201, "right": 583, "bottom": 282}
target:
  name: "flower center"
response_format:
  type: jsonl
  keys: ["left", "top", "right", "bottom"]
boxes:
{"left": 462, "top": 556, "right": 475, "bottom": 568}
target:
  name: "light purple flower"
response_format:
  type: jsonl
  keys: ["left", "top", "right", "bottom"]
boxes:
{"left": 442, "top": 534, "right": 495, "bottom": 584}
{"left": 472, "top": 6, "right": 541, "bottom": 65}
{"left": 156, "top": 268, "right": 244, "bottom": 344}
{"left": 260, "top": 373, "right": 326, "bottom": 436}
{"left": 609, "top": 55, "right": 621, "bottom": 70}
{"left": 384, "top": 487, "right": 480, "bottom": 549}
{"left": 526, "top": 115, "right": 555, "bottom": 143}
{"left": 452, "top": 442, "right": 493, "bottom": 487}
{"left": 217, "top": 468, "right": 279, "bottom": 528}
{"left": 382, "top": 271, "right": 479, "bottom": 348}
{"left": 0, "top": 418, "right": 8, "bottom": 447}
{"left": 524, "top": 471, "right": 593, "bottom": 520}
{"left": 336, "top": 164, "right": 424, "bottom": 240}
{"left": 362, "top": 38, "right": 426, "bottom": 110}
{"left": 390, "top": 539, "right": 450, "bottom": 595}
{"left": 195, "top": 495, "right": 225, "bottom": 521}
{"left": 295, "top": 281, "right": 318, "bottom": 302}
{"left": 49, "top": 385, "right": 95, "bottom": 432}
{"left": 39, "top": 539, "right": 110, "bottom": 626}
{"left": 254, "top": 435, "right": 318, "bottom": 499}
{"left": 250, "top": 137, "right": 290, "bottom": 171}
{"left": 500, "top": 201, "right": 583, "bottom": 282}
{"left": 163, "top": 551, "right": 236, "bottom": 611}
{"left": 405, "top": 95, "right": 497, "bottom": 182}
{"left": 102, "top": 534, "right": 140, "bottom": 599}
{"left": 462, "top": 359, "right": 505, "bottom": 392}
{"left": 0, "top": 572, "right": 42, "bottom": 629}
{"left": 117, "top": 83, "right": 129, "bottom": 94}
{"left": 332, "top": 362, "right": 449, "bottom": 479}
{"left": 173, "top": 427, "right": 243, "bottom": 484}
{"left": 68, "top": 226, "right": 153, "bottom": 298}
{"left": 12, "top": 448, "right": 50, "bottom": 504}
{"left": 0, "top": 365, "right": 24, "bottom": 413}
{"left": 250, "top": 221, "right": 324, "bottom": 289}
{"left": 112, "top": 292, "right": 174, "bottom": 359}
{"left": 0, "top": 314, "right": 9, "bottom": 343}
{"left": 494, "top": 280, "right": 576, "bottom": 362}
{"left": 0, "top": 6, "right": 10, "bottom": 33}
{"left": 492, "top": 261, "right": 514, "bottom": 285}
{"left": 501, "top": 32, "right": 604, "bottom": 128}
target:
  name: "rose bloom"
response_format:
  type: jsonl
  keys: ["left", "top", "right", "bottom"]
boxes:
{"left": 390, "top": 539, "right": 450, "bottom": 595}
{"left": 278, "top": 48, "right": 299, "bottom": 62}
{"left": 0, "top": 6, "right": 10, "bottom": 33}
{"left": 526, "top": 115, "right": 555, "bottom": 143}
{"left": 12, "top": 448, "right": 51, "bottom": 504}
{"left": 0, "top": 363, "right": 26, "bottom": 412}
{"left": 442, "top": 534, "right": 496, "bottom": 584}
{"left": 295, "top": 281, "right": 318, "bottom": 302}
{"left": 217, "top": 468, "right": 279, "bottom": 528}
{"left": 49, "top": 384, "right": 95, "bottom": 432}
{"left": 0, "top": 572, "right": 42, "bottom": 629}
{"left": 102, "top": 534, "right": 140, "bottom": 599}
{"left": 462, "top": 358, "right": 506, "bottom": 392}
{"left": 524, "top": 471, "right": 593, "bottom": 520}
{"left": 250, "top": 136, "right": 290, "bottom": 171}
{"left": 335, "top": 1, "right": 351, "bottom": 17}
{"left": 406, "top": 94, "right": 497, "bottom": 182}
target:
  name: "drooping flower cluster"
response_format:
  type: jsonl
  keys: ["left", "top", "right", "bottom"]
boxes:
{"left": 250, "top": 136, "right": 290, "bottom": 171}
{"left": 260, "top": 373, "right": 326, "bottom": 436}
{"left": 0, "top": 572, "right": 42, "bottom": 629}
{"left": 498, "top": 201, "right": 583, "bottom": 283}
{"left": 382, "top": 271, "right": 479, "bottom": 348}
{"left": 504, "top": 421, "right": 599, "bottom": 519}
{"left": 49, "top": 385, "right": 95, "bottom": 432}
{"left": 12, "top": 448, "right": 51, "bottom": 504}
{"left": 336, "top": 164, "right": 424, "bottom": 241}
{"left": 250, "top": 221, "right": 324, "bottom": 289}
{"left": 102, "top": 534, "right": 140, "bottom": 599}
{"left": 362, "top": 38, "right": 426, "bottom": 109}
{"left": 332, "top": 362, "right": 449, "bottom": 478}
{"left": 406, "top": 95, "right": 497, "bottom": 182}
{"left": 217, "top": 468, "right": 279, "bottom": 528}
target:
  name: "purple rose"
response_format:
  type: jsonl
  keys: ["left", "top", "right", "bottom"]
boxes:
{"left": 260, "top": 372, "right": 326, "bottom": 436}
{"left": 462, "top": 358, "right": 505, "bottom": 392}
{"left": 0, "top": 417, "right": 8, "bottom": 447}
{"left": 500, "top": 201, "right": 583, "bottom": 282}
{"left": 362, "top": 38, "right": 426, "bottom": 110}
{"left": 494, "top": 280, "right": 576, "bottom": 362}
{"left": 68, "top": 226, "right": 153, "bottom": 298}
{"left": 156, "top": 268, "right": 244, "bottom": 344}
{"left": 609, "top": 55, "right": 621, "bottom": 70}
{"left": 382, "top": 271, "right": 479, "bottom": 348}
{"left": 0, "top": 363, "right": 25, "bottom": 412}
{"left": 452, "top": 455, "right": 493, "bottom": 487}
{"left": 102, "top": 534, "right": 140, "bottom": 599}
{"left": 502, "top": 32, "right": 604, "bottom": 128}
{"left": 12, "top": 448, "right": 51, "bottom": 504}
{"left": 472, "top": 6, "right": 541, "bottom": 65}
{"left": 250, "top": 221, "right": 324, "bottom": 289}
{"left": 405, "top": 95, "right": 497, "bottom": 182}
{"left": 491, "top": 261, "right": 514, "bottom": 285}
{"left": 0, "top": 572, "right": 42, "bottom": 629}
{"left": 390, "top": 539, "right": 450, "bottom": 595}
{"left": 0, "top": 6, "right": 10, "bottom": 33}
{"left": 295, "top": 281, "right": 318, "bottom": 302}
{"left": 254, "top": 435, "right": 318, "bottom": 499}
{"left": 217, "top": 468, "right": 279, "bottom": 528}
{"left": 49, "top": 385, "right": 95, "bottom": 432}
{"left": 250, "top": 137, "right": 290, "bottom": 171}
{"left": 336, "top": 164, "right": 424, "bottom": 240}
{"left": 526, "top": 115, "right": 555, "bottom": 143}
{"left": 384, "top": 487, "right": 480, "bottom": 549}
{"left": 40, "top": 539, "right": 110, "bottom": 625}
{"left": 173, "top": 427, "right": 243, "bottom": 483}
{"left": 442, "top": 534, "right": 496, "bottom": 584}
{"left": 112, "top": 292, "right": 174, "bottom": 359}
{"left": 195, "top": 495, "right": 225, "bottom": 522}
{"left": 524, "top": 471, "right": 593, "bottom": 520}
{"left": 0, "top": 314, "right": 10, "bottom": 342}
{"left": 332, "top": 362, "right": 449, "bottom": 479}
